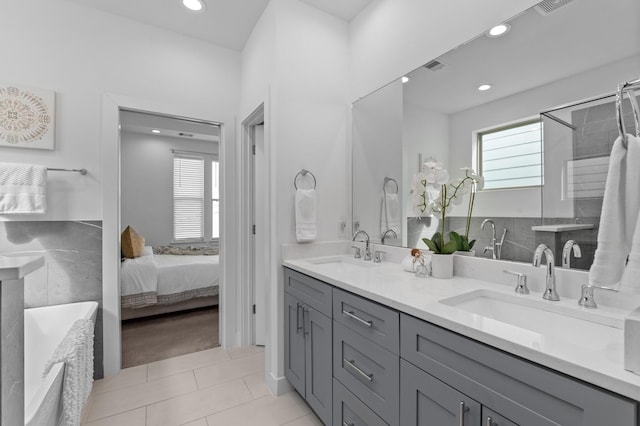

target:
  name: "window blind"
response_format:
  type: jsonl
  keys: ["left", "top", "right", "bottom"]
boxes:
{"left": 480, "top": 121, "right": 543, "bottom": 190}
{"left": 211, "top": 160, "right": 220, "bottom": 239}
{"left": 173, "top": 156, "right": 204, "bottom": 240}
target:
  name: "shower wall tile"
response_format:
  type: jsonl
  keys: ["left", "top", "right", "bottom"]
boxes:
{"left": 0, "top": 220, "right": 103, "bottom": 379}
{"left": 23, "top": 265, "right": 48, "bottom": 307}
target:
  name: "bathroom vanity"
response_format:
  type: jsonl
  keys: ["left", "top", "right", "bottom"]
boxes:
{"left": 283, "top": 254, "right": 640, "bottom": 426}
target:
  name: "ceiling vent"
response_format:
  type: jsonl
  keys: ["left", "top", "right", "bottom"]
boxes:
{"left": 534, "top": 0, "right": 574, "bottom": 16}
{"left": 424, "top": 60, "right": 446, "bottom": 72}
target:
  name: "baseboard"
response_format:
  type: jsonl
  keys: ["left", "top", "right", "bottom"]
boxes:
{"left": 267, "top": 371, "right": 293, "bottom": 396}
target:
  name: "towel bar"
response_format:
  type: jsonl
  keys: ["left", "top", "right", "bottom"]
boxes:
{"left": 47, "top": 168, "right": 87, "bottom": 175}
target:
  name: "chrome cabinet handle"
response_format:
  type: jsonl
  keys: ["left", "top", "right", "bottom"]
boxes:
{"left": 343, "top": 358, "right": 373, "bottom": 381}
{"left": 296, "top": 303, "right": 303, "bottom": 334}
{"left": 459, "top": 401, "right": 469, "bottom": 426}
{"left": 342, "top": 310, "right": 373, "bottom": 327}
{"left": 303, "top": 306, "right": 309, "bottom": 335}
{"left": 486, "top": 416, "right": 494, "bottom": 426}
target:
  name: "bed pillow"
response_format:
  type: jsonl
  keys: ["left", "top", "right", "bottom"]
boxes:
{"left": 121, "top": 226, "right": 145, "bottom": 259}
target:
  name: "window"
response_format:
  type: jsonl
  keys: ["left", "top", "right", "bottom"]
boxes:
{"left": 478, "top": 120, "right": 543, "bottom": 190}
{"left": 173, "top": 154, "right": 219, "bottom": 242}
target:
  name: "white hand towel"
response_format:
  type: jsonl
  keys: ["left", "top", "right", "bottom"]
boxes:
{"left": 0, "top": 162, "right": 47, "bottom": 214}
{"left": 380, "top": 193, "right": 401, "bottom": 236}
{"left": 620, "top": 135, "right": 640, "bottom": 293}
{"left": 43, "top": 319, "right": 94, "bottom": 426}
{"left": 295, "top": 189, "right": 316, "bottom": 242}
{"left": 589, "top": 136, "right": 640, "bottom": 287}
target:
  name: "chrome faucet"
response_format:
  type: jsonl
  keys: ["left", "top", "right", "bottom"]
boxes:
{"left": 352, "top": 230, "right": 371, "bottom": 261}
{"left": 578, "top": 283, "right": 619, "bottom": 309}
{"left": 381, "top": 229, "right": 398, "bottom": 245}
{"left": 503, "top": 269, "right": 530, "bottom": 294}
{"left": 561, "top": 240, "right": 582, "bottom": 269}
{"left": 481, "top": 219, "right": 506, "bottom": 259}
{"left": 532, "top": 244, "right": 560, "bottom": 301}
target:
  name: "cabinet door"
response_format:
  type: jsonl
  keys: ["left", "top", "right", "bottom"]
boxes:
{"left": 284, "top": 293, "right": 306, "bottom": 396}
{"left": 304, "top": 305, "right": 332, "bottom": 425}
{"left": 401, "top": 359, "right": 480, "bottom": 426}
{"left": 482, "top": 407, "right": 518, "bottom": 426}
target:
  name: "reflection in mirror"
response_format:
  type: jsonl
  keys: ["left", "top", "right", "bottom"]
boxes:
{"left": 352, "top": 0, "right": 640, "bottom": 268}
{"left": 540, "top": 91, "right": 640, "bottom": 270}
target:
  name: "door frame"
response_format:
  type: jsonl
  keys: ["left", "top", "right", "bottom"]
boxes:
{"left": 101, "top": 93, "right": 235, "bottom": 376}
{"left": 240, "top": 104, "right": 266, "bottom": 346}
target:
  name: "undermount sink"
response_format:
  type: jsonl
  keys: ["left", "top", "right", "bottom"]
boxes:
{"left": 439, "top": 290, "right": 623, "bottom": 351}
{"left": 305, "top": 255, "right": 379, "bottom": 270}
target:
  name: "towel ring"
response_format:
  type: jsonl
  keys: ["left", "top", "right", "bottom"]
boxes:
{"left": 383, "top": 177, "right": 398, "bottom": 195}
{"left": 294, "top": 169, "right": 317, "bottom": 190}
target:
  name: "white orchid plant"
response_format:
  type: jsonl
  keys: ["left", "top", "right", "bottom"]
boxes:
{"left": 411, "top": 160, "right": 483, "bottom": 254}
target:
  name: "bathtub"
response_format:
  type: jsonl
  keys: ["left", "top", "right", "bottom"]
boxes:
{"left": 24, "top": 301, "right": 98, "bottom": 426}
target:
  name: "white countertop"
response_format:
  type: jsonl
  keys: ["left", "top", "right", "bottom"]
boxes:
{"left": 0, "top": 255, "right": 44, "bottom": 281}
{"left": 283, "top": 251, "right": 640, "bottom": 401}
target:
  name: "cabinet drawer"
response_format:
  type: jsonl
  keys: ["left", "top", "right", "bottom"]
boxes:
{"left": 333, "top": 288, "right": 399, "bottom": 354}
{"left": 333, "top": 379, "right": 388, "bottom": 426}
{"left": 334, "top": 322, "right": 399, "bottom": 426}
{"left": 284, "top": 268, "right": 332, "bottom": 317}
{"left": 400, "top": 313, "right": 637, "bottom": 426}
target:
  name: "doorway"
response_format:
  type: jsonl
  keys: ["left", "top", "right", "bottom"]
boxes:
{"left": 119, "top": 109, "right": 222, "bottom": 367}
{"left": 241, "top": 104, "right": 267, "bottom": 346}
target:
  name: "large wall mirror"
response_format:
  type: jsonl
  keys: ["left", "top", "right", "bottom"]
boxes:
{"left": 352, "top": 0, "right": 640, "bottom": 269}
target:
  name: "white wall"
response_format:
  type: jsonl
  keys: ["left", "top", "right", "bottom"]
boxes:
{"left": 120, "top": 131, "right": 219, "bottom": 246}
{"left": 241, "top": 0, "right": 349, "bottom": 394}
{"left": 349, "top": 0, "right": 539, "bottom": 101}
{"left": 0, "top": 0, "right": 240, "bottom": 222}
{"left": 449, "top": 55, "right": 640, "bottom": 218}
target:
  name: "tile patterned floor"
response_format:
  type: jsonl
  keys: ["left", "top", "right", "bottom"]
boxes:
{"left": 81, "top": 346, "right": 323, "bottom": 426}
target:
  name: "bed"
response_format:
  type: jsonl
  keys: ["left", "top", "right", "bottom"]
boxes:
{"left": 120, "top": 246, "right": 219, "bottom": 320}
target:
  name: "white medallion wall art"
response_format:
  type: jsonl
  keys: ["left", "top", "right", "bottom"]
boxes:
{"left": 0, "top": 84, "right": 55, "bottom": 150}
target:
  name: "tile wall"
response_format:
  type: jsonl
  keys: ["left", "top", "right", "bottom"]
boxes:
{"left": 0, "top": 221, "right": 103, "bottom": 378}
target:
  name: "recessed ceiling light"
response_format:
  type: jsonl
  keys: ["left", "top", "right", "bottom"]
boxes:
{"left": 401, "top": 76, "right": 410, "bottom": 84}
{"left": 478, "top": 84, "right": 492, "bottom": 91}
{"left": 182, "top": 0, "right": 206, "bottom": 12}
{"left": 486, "top": 23, "right": 511, "bottom": 37}
{"left": 151, "top": 129, "right": 161, "bottom": 134}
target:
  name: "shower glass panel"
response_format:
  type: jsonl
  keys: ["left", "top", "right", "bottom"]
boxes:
{"left": 540, "top": 94, "right": 638, "bottom": 269}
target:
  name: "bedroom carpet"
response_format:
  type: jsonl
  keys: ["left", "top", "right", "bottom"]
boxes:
{"left": 121, "top": 306, "right": 220, "bottom": 368}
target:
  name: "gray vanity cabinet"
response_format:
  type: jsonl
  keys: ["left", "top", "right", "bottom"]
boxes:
{"left": 283, "top": 267, "right": 638, "bottom": 426}
{"left": 400, "top": 313, "right": 637, "bottom": 426}
{"left": 284, "top": 269, "right": 333, "bottom": 425}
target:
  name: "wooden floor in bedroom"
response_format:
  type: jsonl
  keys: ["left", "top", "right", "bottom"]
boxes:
{"left": 121, "top": 306, "right": 220, "bottom": 368}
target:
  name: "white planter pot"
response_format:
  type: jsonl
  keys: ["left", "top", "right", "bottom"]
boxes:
{"left": 454, "top": 249, "right": 476, "bottom": 257}
{"left": 431, "top": 254, "right": 454, "bottom": 279}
